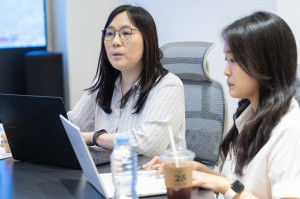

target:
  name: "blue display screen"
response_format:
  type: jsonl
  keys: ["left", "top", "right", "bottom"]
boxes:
{"left": 0, "top": 0, "right": 47, "bottom": 49}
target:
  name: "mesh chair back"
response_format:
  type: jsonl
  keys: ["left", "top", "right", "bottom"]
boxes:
{"left": 161, "top": 42, "right": 228, "bottom": 168}
{"left": 295, "top": 64, "right": 300, "bottom": 106}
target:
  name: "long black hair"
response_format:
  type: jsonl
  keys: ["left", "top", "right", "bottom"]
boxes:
{"left": 219, "top": 11, "right": 298, "bottom": 176}
{"left": 87, "top": 5, "right": 168, "bottom": 114}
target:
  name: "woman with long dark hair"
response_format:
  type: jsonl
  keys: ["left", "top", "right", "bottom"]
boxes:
{"left": 144, "top": 11, "right": 300, "bottom": 198}
{"left": 1, "top": 5, "right": 186, "bottom": 157}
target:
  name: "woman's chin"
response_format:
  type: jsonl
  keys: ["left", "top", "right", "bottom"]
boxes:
{"left": 111, "top": 63, "right": 126, "bottom": 71}
{"left": 229, "top": 91, "right": 239, "bottom": 99}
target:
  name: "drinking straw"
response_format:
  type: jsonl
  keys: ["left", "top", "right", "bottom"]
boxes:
{"left": 168, "top": 125, "right": 179, "bottom": 168}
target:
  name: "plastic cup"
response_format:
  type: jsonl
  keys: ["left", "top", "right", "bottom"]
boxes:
{"left": 160, "top": 149, "right": 195, "bottom": 199}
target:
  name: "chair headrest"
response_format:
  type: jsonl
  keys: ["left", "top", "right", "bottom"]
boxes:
{"left": 160, "top": 42, "right": 215, "bottom": 82}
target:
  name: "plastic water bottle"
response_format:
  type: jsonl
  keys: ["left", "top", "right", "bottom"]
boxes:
{"left": 111, "top": 135, "right": 138, "bottom": 199}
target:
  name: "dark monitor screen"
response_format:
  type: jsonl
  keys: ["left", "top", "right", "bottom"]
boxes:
{"left": 0, "top": 0, "right": 47, "bottom": 49}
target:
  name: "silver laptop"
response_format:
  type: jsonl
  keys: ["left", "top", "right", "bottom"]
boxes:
{"left": 59, "top": 115, "right": 167, "bottom": 199}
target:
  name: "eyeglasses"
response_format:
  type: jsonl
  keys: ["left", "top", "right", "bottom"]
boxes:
{"left": 102, "top": 27, "right": 139, "bottom": 41}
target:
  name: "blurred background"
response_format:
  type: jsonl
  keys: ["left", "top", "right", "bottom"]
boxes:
{"left": 0, "top": 0, "right": 299, "bottom": 127}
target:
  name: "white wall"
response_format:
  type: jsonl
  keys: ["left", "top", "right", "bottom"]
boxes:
{"left": 46, "top": 0, "right": 70, "bottom": 110}
{"left": 46, "top": 0, "right": 117, "bottom": 110}
{"left": 64, "top": 0, "right": 117, "bottom": 110}
{"left": 277, "top": 0, "right": 300, "bottom": 65}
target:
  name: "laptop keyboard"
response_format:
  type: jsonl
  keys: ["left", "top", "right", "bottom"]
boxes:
{"left": 93, "top": 157, "right": 110, "bottom": 165}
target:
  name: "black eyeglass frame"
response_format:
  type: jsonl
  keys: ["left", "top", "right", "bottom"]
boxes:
{"left": 102, "top": 27, "right": 140, "bottom": 41}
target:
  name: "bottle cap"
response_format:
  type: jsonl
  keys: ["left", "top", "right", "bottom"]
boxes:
{"left": 116, "top": 135, "right": 130, "bottom": 145}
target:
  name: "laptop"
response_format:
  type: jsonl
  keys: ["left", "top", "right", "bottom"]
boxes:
{"left": 0, "top": 94, "right": 110, "bottom": 169}
{"left": 60, "top": 115, "right": 167, "bottom": 199}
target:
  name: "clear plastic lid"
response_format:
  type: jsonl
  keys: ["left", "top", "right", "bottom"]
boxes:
{"left": 116, "top": 135, "right": 130, "bottom": 145}
{"left": 160, "top": 148, "right": 195, "bottom": 162}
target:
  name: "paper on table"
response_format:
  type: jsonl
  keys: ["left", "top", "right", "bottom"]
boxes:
{"left": 0, "top": 123, "right": 4, "bottom": 133}
{"left": 0, "top": 123, "right": 4, "bottom": 147}
{"left": 0, "top": 123, "right": 12, "bottom": 160}
{"left": 99, "top": 170, "right": 166, "bottom": 198}
{"left": 0, "top": 147, "right": 12, "bottom": 160}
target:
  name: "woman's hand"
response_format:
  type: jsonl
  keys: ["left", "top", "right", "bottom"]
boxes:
{"left": 142, "top": 156, "right": 163, "bottom": 179}
{"left": 192, "top": 170, "right": 232, "bottom": 195}
{"left": 81, "top": 132, "right": 94, "bottom": 146}
{"left": 1, "top": 132, "right": 11, "bottom": 153}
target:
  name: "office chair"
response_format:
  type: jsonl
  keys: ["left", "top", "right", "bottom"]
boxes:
{"left": 160, "top": 42, "right": 228, "bottom": 170}
{"left": 295, "top": 64, "right": 300, "bottom": 106}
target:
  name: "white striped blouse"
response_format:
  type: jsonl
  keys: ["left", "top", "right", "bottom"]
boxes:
{"left": 67, "top": 72, "right": 186, "bottom": 157}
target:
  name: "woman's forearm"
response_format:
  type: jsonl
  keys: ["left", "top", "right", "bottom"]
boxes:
{"left": 216, "top": 179, "right": 262, "bottom": 199}
{"left": 81, "top": 132, "right": 114, "bottom": 150}
{"left": 193, "top": 161, "right": 221, "bottom": 176}
{"left": 96, "top": 133, "right": 114, "bottom": 150}
{"left": 213, "top": 178, "right": 260, "bottom": 199}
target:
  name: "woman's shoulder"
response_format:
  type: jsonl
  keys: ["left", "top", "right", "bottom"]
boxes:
{"left": 147, "top": 73, "right": 184, "bottom": 97}
{"left": 159, "top": 72, "right": 183, "bottom": 87}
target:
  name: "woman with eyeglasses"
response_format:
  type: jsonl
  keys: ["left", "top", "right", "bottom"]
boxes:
{"left": 144, "top": 11, "right": 300, "bottom": 199}
{"left": 1, "top": 5, "right": 186, "bottom": 156}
